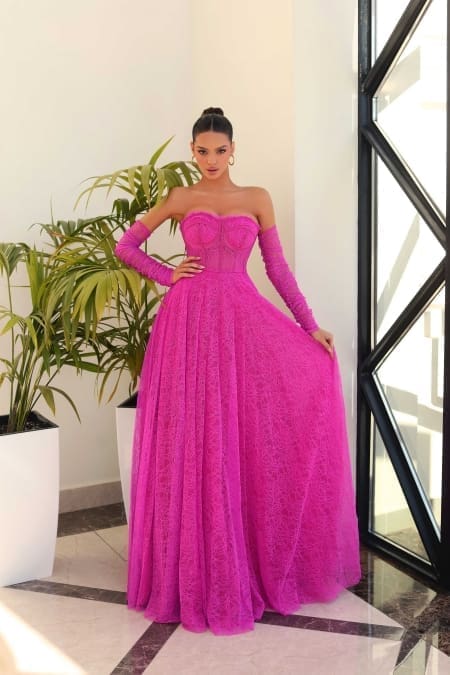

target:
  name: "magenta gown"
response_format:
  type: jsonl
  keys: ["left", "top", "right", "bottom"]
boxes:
{"left": 127, "top": 211, "right": 361, "bottom": 635}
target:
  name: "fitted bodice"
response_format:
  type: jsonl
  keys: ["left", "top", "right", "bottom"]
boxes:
{"left": 180, "top": 211, "right": 260, "bottom": 273}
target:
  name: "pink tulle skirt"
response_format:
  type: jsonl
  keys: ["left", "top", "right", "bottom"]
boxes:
{"left": 127, "top": 268, "right": 361, "bottom": 635}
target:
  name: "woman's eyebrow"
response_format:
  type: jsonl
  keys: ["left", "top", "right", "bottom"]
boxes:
{"left": 196, "top": 145, "right": 228, "bottom": 150}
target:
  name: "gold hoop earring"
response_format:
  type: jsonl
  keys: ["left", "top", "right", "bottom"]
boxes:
{"left": 191, "top": 155, "right": 195, "bottom": 162}
{"left": 228, "top": 155, "right": 235, "bottom": 166}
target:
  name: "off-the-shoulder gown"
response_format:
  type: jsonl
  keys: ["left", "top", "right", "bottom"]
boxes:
{"left": 126, "top": 210, "right": 361, "bottom": 635}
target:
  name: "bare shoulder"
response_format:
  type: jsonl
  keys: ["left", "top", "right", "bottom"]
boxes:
{"left": 136, "top": 186, "right": 191, "bottom": 231}
{"left": 243, "top": 186, "right": 275, "bottom": 231}
{"left": 164, "top": 185, "right": 193, "bottom": 218}
{"left": 245, "top": 185, "right": 272, "bottom": 204}
{"left": 166, "top": 184, "right": 205, "bottom": 219}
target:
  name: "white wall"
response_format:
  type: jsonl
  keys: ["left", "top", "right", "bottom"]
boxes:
{"left": 293, "top": 1, "right": 359, "bottom": 471}
{"left": 1, "top": 0, "right": 359, "bottom": 491}
{"left": 190, "top": 0, "right": 296, "bottom": 302}
{"left": 191, "top": 0, "right": 359, "bottom": 473}
{"left": 0, "top": 0, "right": 192, "bottom": 489}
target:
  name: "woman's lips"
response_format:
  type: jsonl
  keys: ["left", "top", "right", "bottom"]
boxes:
{"left": 207, "top": 168, "right": 218, "bottom": 172}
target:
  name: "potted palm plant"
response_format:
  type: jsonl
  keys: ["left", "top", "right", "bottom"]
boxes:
{"left": 40, "top": 138, "right": 199, "bottom": 518}
{"left": 0, "top": 243, "right": 100, "bottom": 586}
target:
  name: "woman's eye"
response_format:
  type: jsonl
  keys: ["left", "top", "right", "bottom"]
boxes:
{"left": 198, "top": 150, "right": 206, "bottom": 155}
{"left": 218, "top": 149, "right": 226, "bottom": 154}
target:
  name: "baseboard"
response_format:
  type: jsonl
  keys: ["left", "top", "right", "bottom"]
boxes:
{"left": 59, "top": 481, "right": 123, "bottom": 513}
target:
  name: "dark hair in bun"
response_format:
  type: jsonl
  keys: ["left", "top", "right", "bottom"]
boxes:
{"left": 192, "top": 107, "right": 233, "bottom": 142}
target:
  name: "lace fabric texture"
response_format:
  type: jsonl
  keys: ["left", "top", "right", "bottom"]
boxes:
{"left": 127, "top": 211, "right": 361, "bottom": 635}
{"left": 114, "top": 220, "right": 174, "bottom": 286}
{"left": 257, "top": 225, "right": 319, "bottom": 333}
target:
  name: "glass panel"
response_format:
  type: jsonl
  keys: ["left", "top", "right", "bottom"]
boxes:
{"left": 376, "top": 287, "right": 444, "bottom": 530}
{"left": 371, "top": 425, "right": 429, "bottom": 560}
{"left": 375, "top": 0, "right": 410, "bottom": 56}
{"left": 375, "top": 155, "right": 444, "bottom": 341}
{"left": 374, "top": 0, "right": 447, "bottom": 213}
{"left": 369, "top": 556, "right": 436, "bottom": 627}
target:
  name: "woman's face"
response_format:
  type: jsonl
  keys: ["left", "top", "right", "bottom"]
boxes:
{"left": 191, "top": 131, "right": 234, "bottom": 180}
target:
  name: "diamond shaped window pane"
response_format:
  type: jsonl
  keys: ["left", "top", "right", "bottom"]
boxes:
{"left": 371, "top": 425, "right": 429, "bottom": 560}
{"left": 376, "top": 287, "right": 444, "bottom": 530}
{"left": 374, "top": 0, "right": 447, "bottom": 213}
{"left": 375, "top": 0, "right": 411, "bottom": 56}
{"left": 376, "top": 155, "right": 444, "bottom": 342}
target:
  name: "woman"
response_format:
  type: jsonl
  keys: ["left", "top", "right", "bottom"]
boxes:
{"left": 115, "top": 107, "right": 361, "bottom": 636}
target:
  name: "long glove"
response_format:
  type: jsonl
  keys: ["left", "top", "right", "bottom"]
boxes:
{"left": 114, "top": 220, "right": 174, "bottom": 286}
{"left": 258, "top": 225, "right": 319, "bottom": 333}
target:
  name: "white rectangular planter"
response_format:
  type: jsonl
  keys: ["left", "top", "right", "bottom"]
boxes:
{"left": 115, "top": 395, "right": 136, "bottom": 523}
{"left": 0, "top": 413, "right": 59, "bottom": 586}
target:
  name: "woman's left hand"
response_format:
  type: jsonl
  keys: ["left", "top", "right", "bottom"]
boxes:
{"left": 310, "top": 328, "right": 334, "bottom": 356}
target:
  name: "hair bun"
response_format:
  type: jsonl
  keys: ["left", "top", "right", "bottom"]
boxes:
{"left": 192, "top": 108, "right": 233, "bottom": 141}
{"left": 201, "top": 107, "right": 224, "bottom": 117}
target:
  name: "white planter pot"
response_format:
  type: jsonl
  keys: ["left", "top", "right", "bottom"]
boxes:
{"left": 115, "top": 394, "right": 137, "bottom": 523}
{"left": 0, "top": 412, "right": 59, "bottom": 587}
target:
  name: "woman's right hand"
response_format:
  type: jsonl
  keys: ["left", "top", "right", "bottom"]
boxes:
{"left": 171, "top": 256, "right": 205, "bottom": 284}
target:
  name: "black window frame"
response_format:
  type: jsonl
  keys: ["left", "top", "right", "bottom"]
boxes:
{"left": 357, "top": 0, "right": 450, "bottom": 588}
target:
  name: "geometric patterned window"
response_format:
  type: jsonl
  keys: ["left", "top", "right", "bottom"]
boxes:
{"left": 357, "top": 0, "right": 449, "bottom": 587}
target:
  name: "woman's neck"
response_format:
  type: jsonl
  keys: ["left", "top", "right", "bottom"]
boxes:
{"left": 197, "top": 172, "right": 236, "bottom": 192}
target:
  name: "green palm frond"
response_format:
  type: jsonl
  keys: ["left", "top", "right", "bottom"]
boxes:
{"left": 0, "top": 243, "right": 101, "bottom": 433}
{"left": 73, "top": 137, "right": 200, "bottom": 221}
{"left": 1, "top": 140, "right": 200, "bottom": 432}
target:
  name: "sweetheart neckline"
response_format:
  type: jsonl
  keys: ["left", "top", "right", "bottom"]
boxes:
{"left": 180, "top": 210, "right": 260, "bottom": 229}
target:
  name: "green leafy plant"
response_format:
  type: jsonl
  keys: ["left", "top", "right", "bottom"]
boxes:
{"left": 0, "top": 138, "right": 198, "bottom": 433}
{"left": 0, "top": 243, "right": 100, "bottom": 433}
{"left": 38, "top": 138, "right": 199, "bottom": 402}
{"left": 74, "top": 136, "right": 198, "bottom": 233}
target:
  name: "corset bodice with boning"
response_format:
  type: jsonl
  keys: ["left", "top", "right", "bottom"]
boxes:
{"left": 180, "top": 211, "right": 260, "bottom": 274}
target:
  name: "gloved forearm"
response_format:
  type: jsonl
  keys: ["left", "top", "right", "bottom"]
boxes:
{"left": 258, "top": 225, "right": 319, "bottom": 333}
{"left": 114, "top": 220, "right": 174, "bottom": 287}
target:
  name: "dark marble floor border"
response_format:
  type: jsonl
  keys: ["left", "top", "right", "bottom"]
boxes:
{"left": 7, "top": 578, "right": 404, "bottom": 641}
{"left": 258, "top": 612, "right": 404, "bottom": 640}
{"left": 57, "top": 502, "right": 127, "bottom": 537}
{"left": 8, "top": 577, "right": 414, "bottom": 671}
{"left": 110, "top": 623, "right": 180, "bottom": 675}
{"left": 8, "top": 579, "right": 126, "bottom": 605}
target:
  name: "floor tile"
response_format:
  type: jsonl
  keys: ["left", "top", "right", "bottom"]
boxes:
{"left": 391, "top": 638, "right": 436, "bottom": 674}
{"left": 0, "top": 587, "right": 149, "bottom": 675}
{"left": 19, "top": 505, "right": 445, "bottom": 673}
{"left": 356, "top": 546, "right": 438, "bottom": 625}
{"left": 45, "top": 530, "right": 127, "bottom": 591}
{"left": 288, "top": 588, "right": 403, "bottom": 627}
{"left": 426, "top": 646, "right": 450, "bottom": 674}
{"left": 0, "top": 597, "right": 84, "bottom": 674}
{"left": 143, "top": 623, "right": 401, "bottom": 675}
{"left": 96, "top": 525, "right": 128, "bottom": 561}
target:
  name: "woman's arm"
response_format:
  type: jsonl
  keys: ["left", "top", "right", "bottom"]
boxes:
{"left": 114, "top": 188, "right": 204, "bottom": 286}
{"left": 255, "top": 188, "right": 334, "bottom": 355}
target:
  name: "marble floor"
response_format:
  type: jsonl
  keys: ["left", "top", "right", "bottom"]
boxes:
{"left": 0, "top": 503, "right": 449, "bottom": 674}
